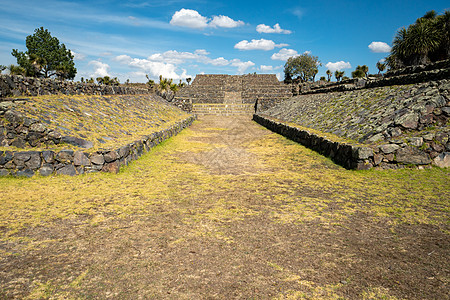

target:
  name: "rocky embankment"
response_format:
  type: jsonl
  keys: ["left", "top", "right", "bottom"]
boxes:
{"left": 0, "top": 94, "right": 195, "bottom": 176}
{"left": 259, "top": 79, "right": 450, "bottom": 169}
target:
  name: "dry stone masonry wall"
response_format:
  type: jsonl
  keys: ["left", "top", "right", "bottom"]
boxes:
{"left": 258, "top": 66, "right": 450, "bottom": 169}
{"left": 0, "top": 113, "right": 195, "bottom": 177}
{"left": 0, "top": 74, "right": 150, "bottom": 98}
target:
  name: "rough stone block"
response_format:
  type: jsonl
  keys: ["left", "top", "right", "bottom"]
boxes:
{"left": 408, "top": 137, "right": 423, "bottom": 147}
{"left": 353, "top": 146, "right": 373, "bottom": 160}
{"left": 25, "top": 152, "right": 41, "bottom": 170}
{"left": 13, "top": 152, "right": 31, "bottom": 166}
{"left": 396, "top": 146, "right": 431, "bottom": 165}
{"left": 56, "top": 150, "right": 74, "bottom": 163}
{"left": 90, "top": 153, "right": 105, "bottom": 165}
{"left": 102, "top": 161, "right": 120, "bottom": 173}
{"left": 104, "top": 150, "right": 119, "bottom": 163}
{"left": 42, "top": 151, "right": 55, "bottom": 163}
{"left": 74, "top": 151, "right": 90, "bottom": 166}
{"left": 379, "top": 144, "right": 400, "bottom": 154}
{"left": 39, "top": 165, "right": 54, "bottom": 176}
{"left": 433, "top": 152, "right": 450, "bottom": 168}
{"left": 16, "top": 168, "right": 34, "bottom": 177}
{"left": 56, "top": 164, "right": 77, "bottom": 176}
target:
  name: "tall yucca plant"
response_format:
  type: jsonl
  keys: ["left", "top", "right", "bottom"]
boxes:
{"left": 406, "top": 21, "right": 440, "bottom": 65}
{"left": 387, "top": 10, "right": 447, "bottom": 69}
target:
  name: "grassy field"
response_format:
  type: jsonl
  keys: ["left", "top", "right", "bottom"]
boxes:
{"left": 0, "top": 116, "right": 449, "bottom": 299}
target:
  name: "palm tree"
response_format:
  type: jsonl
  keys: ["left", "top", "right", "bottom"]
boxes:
{"left": 326, "top": 70, "right": 332, "bottom": 82}
{"left": 376, "top": 61, "right": 386, "bottom": 75}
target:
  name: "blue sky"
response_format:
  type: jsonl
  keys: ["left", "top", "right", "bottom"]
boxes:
{"left": 0, "top": 0, "right": 448, "bottom": 83}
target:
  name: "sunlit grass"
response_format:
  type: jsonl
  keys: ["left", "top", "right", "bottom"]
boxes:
{"left": 0, "top": 117, "right": 448, "bottom": 248}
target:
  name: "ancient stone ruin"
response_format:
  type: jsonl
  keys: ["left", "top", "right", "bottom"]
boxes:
{"left": 255, "top": 60, "right": 450, "bottom": 170}
{"left": 174, "top": 74, "right": 292, "bottom": 115}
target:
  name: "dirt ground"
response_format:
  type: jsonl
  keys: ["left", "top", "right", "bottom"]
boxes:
{"left": 0, "top": 115, "right": 449, "bottom": 299}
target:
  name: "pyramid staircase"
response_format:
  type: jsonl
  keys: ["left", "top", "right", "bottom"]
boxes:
{"left": 192, "top": 103, "right": 255, "bottom": 116}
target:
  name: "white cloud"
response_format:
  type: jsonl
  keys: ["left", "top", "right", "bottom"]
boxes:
{"left": 88, "top": 60, "right": 111, "bottom": 78}
{"left": 230, "top": 59, "right": 255, "bottom": 74}
{"left": 170, "top": 8, "right": 209, "bottom": 29}
{"left": 368, "top": 41, "right": 391, "bottom": 53}
{"left": 260, "top": 65, "right": 273, "bottom": 72}
{"left": 208, "top": 57, "right": 229, "bottom": 66}
{"left": 114, "top": 50, "right": 254, "bottom": 79}
{"left": 170, "top": 9, "right": 244, "bottom": 30}
{"left": 147, "top": 50, "right": 199, "bottom": 64}
{"left": 113, "top": 54, "right": 133, "bottom": 64}
{"left": 325, "top": 61, "right": 352, "bottom": 72}
{"left": 210, "top": 15, "right": 244, "bottom": 28}
{"left": 194, "top": 49, "right": 209, "bottom": 55}
{"left": 271, "top": 48, "right": 298, "bottom": 61}
{"left": 234, "top": 39, "right": 288, "bottom": 51}
{"left": 292, "top": 8, "right": 304, "bottom": 19}
{"left": 71, "top": 50, "right": 86, "bottom": 61}
{"left": 256, "top": 23, "right": 291, "bottom": 34}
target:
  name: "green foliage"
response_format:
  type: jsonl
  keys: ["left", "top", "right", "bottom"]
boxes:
{"left": 351, "top": 65, "right": 368, "bottom": 78}
{"left": 0, "top": 65, "right": 6, "bottom": 74}
{"left": 376, "top": 61, "right": 386, "bottom": 74}
{"left": 386, "top": 10, "right": 450, "bottom": 69}
{"left": 11, "top": 27, "right": 76, "bottom": 80}
{"left": 319, "top": 76, "right": 326, "bottom": 81}
{"left": 284, "top": 53, "right": 321, "bottom": 82}
{"left": 334, "top": 70, "right": 345, "bottom": 82}
{"left": 7, "top": 64, "right": 26, "bottom": 76}
{"left": 326, "top": 70, "right": 332, "bottom": 82}
{"left": 96, "top": 76, "right": 119, "bottom": 86}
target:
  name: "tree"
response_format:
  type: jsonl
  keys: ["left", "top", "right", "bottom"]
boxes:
{"left": 376, "top": 61, "right": 386, "bottom": 74}
{"left": 186, "top": 77, "right": 192, "bottom": 85}
{"left": 326, "top": 70, "right": 332, "bottom": 82}
{"left": 284, "top": 53, "right": 321, "bottom": 82}
{"left": 386, "top": 10, "right": 449, "bottom": 69}
{"left": 334, "top": 70, "right": 345, "bottom": 82}
{"left": 11, "top": 27, "right": 76, "bottom": 79}
{"left": 351, "top": 65, "right": 368, "bottom": 78}
{"left": 319, "top": 76, "right": 326, "bottom": 81}
{"left": 0, "top": 65, "right": 6, "bottom": 74}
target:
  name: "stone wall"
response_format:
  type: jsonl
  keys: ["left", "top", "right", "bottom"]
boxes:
{"left": 0, "top": 75, "right": 150, "bottom": 98}
{"left": 0, "top": 115, "right": 196, "bottom": 177}
{"left": 175, "top": 74, "right": 292, "bottom": 112}
{"left": 294, "top": 59, "right": 450, "bottom": 95}
{"left": 259, "top": 74, "right": 450, "bottom": 169}
{"left": 253, "top": 114, "right": 449, "bottom": 170}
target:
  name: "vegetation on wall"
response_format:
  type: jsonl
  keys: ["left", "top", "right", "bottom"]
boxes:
{"left": 386, "top": 10, "right": 450, "bottom": 69}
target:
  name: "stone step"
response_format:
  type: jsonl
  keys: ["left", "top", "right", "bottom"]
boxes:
{"left": 192, "top": 103, "right": 255, "bottom": 115}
